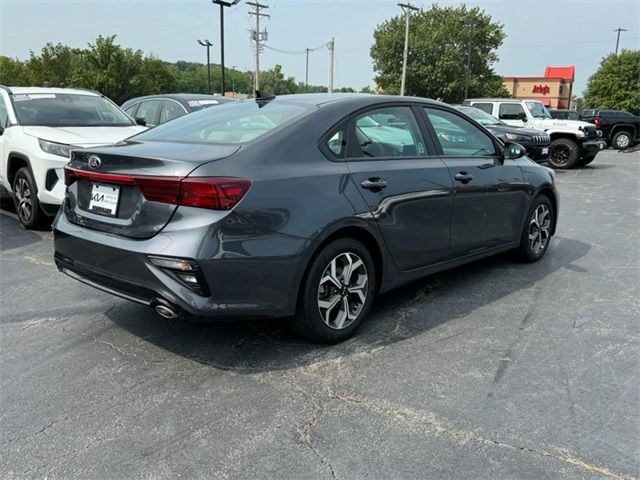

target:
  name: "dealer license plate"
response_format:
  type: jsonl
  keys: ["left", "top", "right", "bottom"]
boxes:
{"left": 88, "top": 183, "right": 120, "bottom": 217}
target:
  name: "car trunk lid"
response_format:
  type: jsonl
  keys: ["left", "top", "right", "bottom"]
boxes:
{"left": 63, "top": 141, "right": 240, "bottom": 239}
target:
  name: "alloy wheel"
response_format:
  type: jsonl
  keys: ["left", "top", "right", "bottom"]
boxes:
{"left": 550, "top": 144, "right": 570, "bottom": 166}
{"left": 14, "top": 177, "right": 33, "bottom": 223}
{"left": 616, "top": 133, "right": 630, "bottom": 149}
{"left": 317, "top": 252, "right": 368, "bottom": 330}
{"left": 528, "top": 204, "right": 551, "bottom": 255}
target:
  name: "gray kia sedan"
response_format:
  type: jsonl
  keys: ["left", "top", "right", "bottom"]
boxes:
{"left": 53, "top": 94, "right": 558, "bottom": 342}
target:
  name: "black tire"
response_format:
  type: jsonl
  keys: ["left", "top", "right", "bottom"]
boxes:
{"left": 12, "top": 167, "right": 45, "bottom": 229}
{"left": 517, "top": 195, "right": 554, "bottom": 262}
{"left": 290, "top": 238, "right": 376, "bottom": 343}
{"left": 548, "top": 138, "right": 579, "bottom": 169}
{"left": 577, "top": 153, "right": 597, "bottom": 166}
{"left": 612, "top": 130, "right": 632, "bottom": 150}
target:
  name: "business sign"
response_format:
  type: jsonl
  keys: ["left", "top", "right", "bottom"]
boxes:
{"left": 532, "top": 85, "right": 551, "bottom": 95}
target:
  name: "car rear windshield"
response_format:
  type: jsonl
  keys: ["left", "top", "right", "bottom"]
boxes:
{"left": 12, "top": 93, "right": 134, "bottom": 127}
{"left": 134, "top": 100, "right": 312, "bottom": 145}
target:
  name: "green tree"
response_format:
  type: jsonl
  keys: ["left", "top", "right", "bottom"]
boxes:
{"left": 0, "top": 56, "right": 28, "bottom": 85}
{"left": 359, "top": 85, "right": 374, "bottom": 94}
{"left": 370, "top": 4, "right": 509, "bottom": 102}
{"left": 583, "top": 50, "right": 640, "bottom": 114}
{"left": 71, "top": 35, "right": 146, "bottom": 104}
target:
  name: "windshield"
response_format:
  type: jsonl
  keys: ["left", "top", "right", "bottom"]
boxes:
{"left": 525, "top": 101, "right": 552, "bottom": 119}
{"left": 456, "top": 106, "right": 504, "bottom": 126}
{"left": 134, "top": 100, "right": 312, "bottom": 145}
{"left": 12, "top": 93, "right": 134, "bottom": 127}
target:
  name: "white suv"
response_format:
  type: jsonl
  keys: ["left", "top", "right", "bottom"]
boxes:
{"left": 0, "top": 86, "right": 146, "bottom": 228}
{"left": 464, "top": 98, "right": 606, "bottom": 169}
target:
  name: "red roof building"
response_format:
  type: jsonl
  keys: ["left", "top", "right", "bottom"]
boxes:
{"left": 502, "top": 66, "right": 575, "bottom": 109}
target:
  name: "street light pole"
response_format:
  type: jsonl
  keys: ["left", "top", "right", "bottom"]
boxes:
{"left": 398, "top": 2, "right": 418, "bottom": 96}
{"left": 614, "top": 27, "right": 627, "bottom": 55}
{"left": 212, "top": 0, "right": 241, "bottom": 95}
{"left": 197, "top": 39, "right": 213, "bottom": 94}
{"left": 305, "top": 48, "right": 310, "bottom": 92}
{"left": 464, "top": 22, "right": 475, "bottom": 100}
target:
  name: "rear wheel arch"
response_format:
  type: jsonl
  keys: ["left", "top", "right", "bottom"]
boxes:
{"left": 297, "top": 224, "right": 386, "bottom": 303}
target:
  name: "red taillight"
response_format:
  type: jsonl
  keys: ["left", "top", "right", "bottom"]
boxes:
{"left": 64, "top": 166, "right": 251, "bottom": 210}
{"left": 594, "top": 115, "right": 602, "bottom": 129}
{"left": 180, "top": 177, "right": 252, "bottom": 210}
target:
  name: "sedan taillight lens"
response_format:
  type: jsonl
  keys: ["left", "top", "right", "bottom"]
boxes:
{"left": 64, "top": 166, "right": 251, "bottom": 210}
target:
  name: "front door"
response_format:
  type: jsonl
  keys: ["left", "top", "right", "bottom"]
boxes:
{"left": 422, "top": 107, "right": 528, "bottom": 256}
{"left": 344, "top": 105, "right": 454, "bottom": 270}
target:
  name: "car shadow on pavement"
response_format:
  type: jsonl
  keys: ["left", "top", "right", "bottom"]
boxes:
{"left": 0, "top": 211, "right": 43, "bottom": 251}
{"left": 107, "top": 236, "right": 590, "bottom": 373}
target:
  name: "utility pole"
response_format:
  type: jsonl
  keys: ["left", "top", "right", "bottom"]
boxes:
{"left": 248, "top": 1, "right": 269, "bottom": 92}
{"left": 212, "top": 1, "right": 241, "bottom": 96}
{"left": 614, "top": 27, "right": 627, "bottom": 55}
{"left": 305, "top": 48, "right": 311, "bottom": 91}
{"left": 328, "top": 37, "right": 334, "bottom": 93}
{"left": 197, "top": 39, "right": 213, "bottom": 94}
{"left": 464, "top": 22, "right": 475, "bottom": 100}
{"left": 398, "top": 2, "right": 418, "bottom": 96}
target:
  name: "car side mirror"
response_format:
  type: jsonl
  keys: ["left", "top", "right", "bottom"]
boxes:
{"left": 503, "top": 142, "right": 526, "bottom": 160}
{"left": 134, "top": 116, "right": 147, "bottom": 126}
{"left": 519, "top": 113, "right": 528, "bottom": 122}
{"left": 0, "top": 126, "right": 4, "bottom": 136}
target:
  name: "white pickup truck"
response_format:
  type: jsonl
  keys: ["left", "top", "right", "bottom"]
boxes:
{"left": 464, "top": 98, "right": 606, "bottom": 169}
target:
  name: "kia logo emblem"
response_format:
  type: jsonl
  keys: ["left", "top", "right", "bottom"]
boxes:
{"left": 87, "top": 155, "right": 102, "bottom": 169}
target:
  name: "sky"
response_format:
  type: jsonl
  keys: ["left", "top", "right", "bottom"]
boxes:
{"left": 1, "top": 0, "right": 639, "bottom": 96}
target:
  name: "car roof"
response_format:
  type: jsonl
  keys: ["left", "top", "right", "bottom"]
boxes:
{"left": 466, "top": 98, "right": 537, "bottom": 103}
{"left": 1, "top": 86, "right": 101, "bottom": 96}
{"left": 123, "top": 93, "right": 237, "bottom": 104}
{"left": 264, "top": 93, "right": 447, "bottom": 109}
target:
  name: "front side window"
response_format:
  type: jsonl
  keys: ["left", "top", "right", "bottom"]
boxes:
{"left": 350, "top": 106, "right": 427, "bottom": 158}
{"left": 124, "top": 104, "right": 139, "bottom": 116}
{"left": 525, "top": 101, "right": 551, "bottom": 119}
{"left": 11, "top": 93, "right": 134, "bottom": 127}
{"left": 424, "top": 108, "right": 496, "bottom": 157}
{"left": 160, "top": 101, "right": 187, "bottom": 124}
{"left": 136, "top": 100, "right": 162, "bottom": 126}
{"left": 133, "top": 100, "right": 312, "bottom": 145}
{"left": 498, "top": 103, "right": 526, "bottom": 121}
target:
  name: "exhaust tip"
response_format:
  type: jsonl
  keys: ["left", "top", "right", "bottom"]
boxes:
{"left": 155, "top": 303, "right": 178, "bottom": 319}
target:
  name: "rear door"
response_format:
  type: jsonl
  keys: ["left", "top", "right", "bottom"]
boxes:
{"left": 343, "top": 104, "right": 453, "bottom": 270}
{"left": 422, "top": 107, "right": 527, "bottom": 255}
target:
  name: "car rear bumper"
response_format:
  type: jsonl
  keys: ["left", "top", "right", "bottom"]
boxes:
{"left": 53, "top": 209, "right": 308, "bottom": 319}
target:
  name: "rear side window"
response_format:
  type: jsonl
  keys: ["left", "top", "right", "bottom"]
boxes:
{"left": 423, "top": 108, "right": 496, "bottom": 157}
{"left": 349, "top": 106, "right": 427, "bottom": 158}
{"left": 134, "top": 100, "right": 311, "bottom": 145}
{"left": 498, "top": 103, "right": 525, "bottom": 120}
{"left": 472, "top": 102, "right": 493, "bottom": 114}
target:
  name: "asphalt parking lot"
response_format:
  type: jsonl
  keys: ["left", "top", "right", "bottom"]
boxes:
{"left": 1, "top": 149, "right": 638, "bottom": 479}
